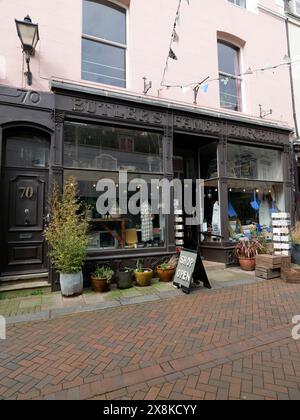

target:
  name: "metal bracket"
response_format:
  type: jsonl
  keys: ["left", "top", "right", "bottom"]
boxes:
{"left": 193, "top": 76, "right": 210, "bottom": 105}
{"left": 259, "top": 104, "right": 272, "bottom": 118}
{"left": 143, "top": 77, "right": 152, "bottom": 95}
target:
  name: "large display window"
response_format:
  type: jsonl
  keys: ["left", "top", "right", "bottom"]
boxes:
{"left": 63, "top": 120, "right": 166, "bottom": 252}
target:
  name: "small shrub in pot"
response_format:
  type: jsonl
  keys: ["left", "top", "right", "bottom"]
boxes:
{"left": 91, "top": 266, "right": 114, "bottom": 293}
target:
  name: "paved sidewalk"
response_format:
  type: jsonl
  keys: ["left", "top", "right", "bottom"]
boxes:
{"left": 0, "top": 278, "right": 300, "bottom": 400}
{"left": 0, "top": 263, "right": 260, "bottom": 323}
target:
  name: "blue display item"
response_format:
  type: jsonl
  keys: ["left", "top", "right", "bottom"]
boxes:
{"left": 269, "top": 200, "right": 279, "bottom": 215}
{"left": 228, "top": 200, "right": 237, "bottom": 218}
{"left": 250, "top": 191, "right": 260, "bottom": 211}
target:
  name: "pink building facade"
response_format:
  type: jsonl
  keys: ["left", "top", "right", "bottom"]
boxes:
{"left": 0, "top": 0, "right": 296, "bottom": 289}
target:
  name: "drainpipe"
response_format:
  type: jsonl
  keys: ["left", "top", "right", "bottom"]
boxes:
{"left": 284, "top": 6, "right": 300, "bottom": 220}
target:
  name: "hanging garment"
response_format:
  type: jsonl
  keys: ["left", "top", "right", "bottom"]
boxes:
{"left": 269, "top": 199, "right": 279, "bottom": 215}
{"left": 259, "top": 195, "right": 271, "bottom": 226}
{"left": 250, "top": 191, "right": 260, "bottom": 211}
{"left": 228, "top": 200, "right": 237, "bottom": 218}
{"left": 212, "top": 201, "right": 221, "bottom": 235}
{"left": 141, "top": 201, "right": 153, "bottom": 242}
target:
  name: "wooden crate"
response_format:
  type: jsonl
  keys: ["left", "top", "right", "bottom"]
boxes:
{"left": 281, "top": 256, "right": 292, "bottom": 281}
{"left": 255, "top": 255, "right": 282, "bottom": 269}
{"left": 285, "top": 269, "right": 300, "bottom": 284}
{"left": 255, "top": 267, "right": 281, "bottom": 280}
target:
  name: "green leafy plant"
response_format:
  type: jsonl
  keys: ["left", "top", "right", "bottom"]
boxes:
{"left": 44, "top": 178, "right": 89, "bottom": 274}
{"left": 135, "top": 259, "right": 143, "bottom": 273}
{"left": 291, "top": 222, "right": 300, "bottom": 244}
{"left": 234, "top": 238, "right": 263, "bottom": 260}
{"left": 158, "top": 255, "right": 178, "bottom": 270}
{"left": 92, "top": 266, "right": 114, "bottom": 284}
{"left": 159, "top": 262, "right": 170, "bottom": 270}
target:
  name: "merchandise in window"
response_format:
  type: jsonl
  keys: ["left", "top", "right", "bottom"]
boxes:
{"left": 64, "top": 170, "right": 166, "bottom": 251}
{"left": 227, "top": 181, "right": 285, "bottom": 243}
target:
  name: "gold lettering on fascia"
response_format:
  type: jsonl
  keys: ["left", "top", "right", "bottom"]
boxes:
{"left": 227, "top": 125, "right": 283, "bottom": 143}
{"left": 174, "top": 116, "right": 221, "bottom": 134}
{"left": 72, "top": 98, "right": 164, "bottom": 125}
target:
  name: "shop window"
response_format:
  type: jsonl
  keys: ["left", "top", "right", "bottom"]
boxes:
{"left": 199, "top": 142, "right": 218, "bottom": 179}
{"left": 64, "top": 170, "right": 165, "bottom": 251}
{"left": 201, "top": 182, "right": 221, "bottom": 242}
{"left": 228, "top": 0, "right": 247, "bottom": 8}
{"left": 82, "top": 0, "right": 127, "bottom": 87}
{"left": 5, "top": 134, "right": 49, "bottom": 168}
{"left": 217, "top": 41, "right": 242, "bottom": 111}
{"left": 64, "top": 122, "right": 163, "bottom": 173}
{"left": 226, "top": 143, "right": 283, "bottom": 182}
{"left": 228, "top": 182, "right": 285, "bottom": 243}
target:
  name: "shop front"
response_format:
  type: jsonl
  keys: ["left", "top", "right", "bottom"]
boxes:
{"left": 0, "top": 83, "right": 293, "bottom": 290}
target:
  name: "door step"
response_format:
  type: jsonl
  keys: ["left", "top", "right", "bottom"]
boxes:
{"left": 0, "top": 273, "right": 50, "bottom": 293}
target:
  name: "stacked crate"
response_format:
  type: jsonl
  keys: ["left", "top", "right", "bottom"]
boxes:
{"left": 272, "top": 213, "right": 291, "bottom": 257}
{"left": 255, "top": 255, "right": 282, "bottom": 279}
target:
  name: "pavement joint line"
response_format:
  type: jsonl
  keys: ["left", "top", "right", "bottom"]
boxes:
{"left": 39, "top": 324, "right": 293, "bottom": 400}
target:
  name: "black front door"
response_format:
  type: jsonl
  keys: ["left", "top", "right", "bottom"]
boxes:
{"left": 1, "top": 169, "right": 48, "bottom": 275}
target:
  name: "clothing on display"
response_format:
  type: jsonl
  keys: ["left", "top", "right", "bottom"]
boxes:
{"left": 212, "top": 201, "right": 221, "bottom": 235}
{"left": 141, "top": 201, "right": 153, "bottom": 242}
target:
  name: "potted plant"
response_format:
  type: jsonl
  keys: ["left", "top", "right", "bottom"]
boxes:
{"left": 134, "top": 259, "right": 153, "bottom": 287}
{"left": 157, "top": 255, "right": 178, "bottom": 282}
{"left": 291, "top": 222, "right": 300, "bottom": 264}
{"left": 44, "top": 178, "right": 89, "bottom": 297}
{"left": 91, "top": 266, "right": 114, "bottom": 293}
{"left": 234, "top": 238, "right": 263, "bottom": 271}
{"left": 116, "top": 268, "right": 134, "bottom": 290}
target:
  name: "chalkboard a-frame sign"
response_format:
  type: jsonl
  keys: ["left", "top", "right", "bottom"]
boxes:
{"left": 173, "top": 249, "right": 211, "bottom": 294}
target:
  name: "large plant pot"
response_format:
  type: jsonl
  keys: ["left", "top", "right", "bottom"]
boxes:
{"left": 134, "top": 269, "right": 153, "bottom": 287}
{"left": 157, "top": 267, "right": 176, "bottom": 282}
{"left": 60, "top": 271, "right": 83, "bottom": 297}
{"left": 91, "top": 277, "right": 109, "bottom": 293}
{"left": 292, "top": 244, "right": 300, "bottom": 265}
{"left": 116, "top": 271, "right": 133, "bottom": 289}
{"left": 239, "top": 258, "right": 256, "bottom": 271}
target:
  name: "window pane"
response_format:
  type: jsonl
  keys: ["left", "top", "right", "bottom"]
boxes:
{"left": 218, "top": 42, "right": 240, "bottom": 76}
{"left": 5, "top": 135, "right": 49, "bottom": 168}
{"left": 228, "top": 0, "right": 246, "bottom": 8}
{"left": 83, "top": 0, "right": 126, "bottom": 45}
{"left": 227, "top": 182, "right": 285, "bottom": 242}
{"left": 226, "top": 144, "right": 283, "bottom": 182}
{"left": 64, "top": 170, "right": 166, "bottom": 250}
{"left": 219, "top": 77, "right": 241, "bottom": 111}
{"left": 82, "top": 38, "right": 126, "bottom": 87}
{"left": 64, "top": 122, "right": 163, "bottom": 173}
{"left": 199, "top": 143, "right": 218, "bottom": 179}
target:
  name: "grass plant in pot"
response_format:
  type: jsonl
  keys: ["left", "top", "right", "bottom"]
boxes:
{"left": 291, "top": 222, "right": 300, "bottom": 265}
{"left": 116, "top": 268, "right": 133, "bottom": 290}
{"left": 134, "top": 259, "right": 153, "bottom": 287}
{"left": 157, "top": 255, "right": 178, "bottom": 282}
{"left": 91, "top": 266, "right": 114, "bottom": 293}
{"left": 234, "top": 238, "right": 263, "bottom": 271}
{"left": 44, "top": 178, "right": 89, "bottom": 297}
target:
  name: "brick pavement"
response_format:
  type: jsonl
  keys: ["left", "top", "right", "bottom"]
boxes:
{"left": 0, "top": 279, "right": 300, "bottom": 400}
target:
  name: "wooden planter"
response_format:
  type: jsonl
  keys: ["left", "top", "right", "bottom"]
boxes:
{"left": 239, "top": 258, "right": 256, "bottom": 271}
{"left": 91, "top": 276, "right": 109, "bottom": 293}
{"left": 286, "top": 269, "right": 300, "bottom": 284}
{"left": 157, "top": 267, "right": 176, "bottom": 282}
{"left": 134, "top": 269, "right": 153, "bottom": 287}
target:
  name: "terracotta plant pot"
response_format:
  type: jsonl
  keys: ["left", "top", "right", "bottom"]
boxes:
{"left": 157, "top": 267, "right": 176, "bottom": 282}
{"left": 116, "top": 271, "right": 133, "bottom": 289}
{"left": 91, "top": 276, "right": 109, "bottom": 293}
{"left": 239, "top": 258, "right": 256, "bottom": 271}
{"left": 134, "top": 269, "right": 153, "bottom": 287}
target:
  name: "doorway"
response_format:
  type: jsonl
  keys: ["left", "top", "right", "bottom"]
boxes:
{"left": 1, "top": 129, "right": 50, "bottom": 276}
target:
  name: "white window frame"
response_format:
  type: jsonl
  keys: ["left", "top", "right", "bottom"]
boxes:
{"left": 218, "top": 41, "right": 243, "bottom": 112}
{"left": 228, "top": 0, "right": 247, "bottom": 9}
{"left": 81, "top": 0, "right": 128, "bottom": 88}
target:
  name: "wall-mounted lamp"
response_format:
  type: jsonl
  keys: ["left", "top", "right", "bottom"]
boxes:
{"left": 15, "top": 15, "right": 39, "bottom": 86}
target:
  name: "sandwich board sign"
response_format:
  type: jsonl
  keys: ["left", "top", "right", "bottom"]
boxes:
{"left": 173, "top": 249, "right": 211, "bottom": 294}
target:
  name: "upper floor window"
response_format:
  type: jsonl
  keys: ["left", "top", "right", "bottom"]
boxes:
{"left": 82, "top": 0, "right": 127, "bottom": 88}
{"left": 217, "top": 41, "right": 242, "bottom": 112}
{"left": 228, "top": 0, "right": 246, "bottom": 8}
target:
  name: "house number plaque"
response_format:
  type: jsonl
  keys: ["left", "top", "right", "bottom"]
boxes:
{"left": 18, "top": 186, "right": 34, "bottom": 200}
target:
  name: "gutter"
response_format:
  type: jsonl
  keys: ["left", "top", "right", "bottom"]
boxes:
{"left": 50, "top": 80, "right": 293, "bottom": 133}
